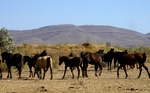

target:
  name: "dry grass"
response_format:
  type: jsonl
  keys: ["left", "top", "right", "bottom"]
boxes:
{"left": 1, "top": 43, "right": 150, "bottom": 69}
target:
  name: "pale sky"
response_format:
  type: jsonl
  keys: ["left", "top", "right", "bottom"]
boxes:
{"left": 0, "top": 0, "right": 150, "bottom": 34}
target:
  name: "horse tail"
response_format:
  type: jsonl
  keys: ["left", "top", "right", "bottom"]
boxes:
{"left": 142, "top": 53, "right": 146, "bottom": 63}
{"left": 46, "top": 57, "right": 50, "bottom": 71}
{"left": 138, "top": 53, "right": 147, "bottom": 69}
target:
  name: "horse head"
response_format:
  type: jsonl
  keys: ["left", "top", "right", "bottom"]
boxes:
{"left": 1, "top": 52, "right": 11, "bottom": 63}
{"left": 59, "top": 56, "right": 69, "bottom": 66}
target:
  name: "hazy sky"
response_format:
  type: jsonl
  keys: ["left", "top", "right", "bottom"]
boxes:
{"left": 0, "top": 0, "right": 150, "bottom": 34}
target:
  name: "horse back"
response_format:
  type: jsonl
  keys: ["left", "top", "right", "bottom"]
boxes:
{"left": 11, "top": 53, "right": 22, "bottom": 66}
{"left": 134, "top": 53, "right": 146, "bottom": 64}
{"left": 90, "top": 53, "right": 102, "bottom": 63}
{"left": 36, "top": 56, "right": 52, "bottom": 68}
{"left": 117, "top": 54, "right": 136, "bottom": 65}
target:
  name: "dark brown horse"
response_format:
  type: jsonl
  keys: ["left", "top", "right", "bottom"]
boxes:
{"left": 1, "top": 52, "right": 22, "bottom": 78}
{"left": 23, "top": 55, "right": 35, "bottom": 77}
{"left": 59, "top": 56, "right": 83, "bottom": 79}
{"left": 115, "top": 52, "right": 150, "bottom": 78}
{"left": 80, "top": 51, "right": 103, "bottom": 77}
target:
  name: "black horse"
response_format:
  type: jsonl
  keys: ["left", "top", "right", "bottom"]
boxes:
{"left": 80, "top": 51, "right": 103, "bottom": 77}
{"left": 1, "top": 52, "right": 22, "bottom": 78}
{"left": 23, "top": 56, "right": 35, "bottom": 77}
{"left": 59, "top": 56, "right": 83, "bottom": 79}
{"left": 102, "top": 48, "right": 115, "bottom": 71}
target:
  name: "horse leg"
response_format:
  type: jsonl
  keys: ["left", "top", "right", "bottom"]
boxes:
{"left": 98, "top": 63, "right": 103, "bottom": 76}
{"left": 85, "top": 64, "right": 88, "bottom": 77}
{"left": 122, "top": 65, "right": 128, "bottom": 78}
{"left": 114, "top": 59, "right": 117, "bottom": 70}
{"left": 49, "top": 67, "right": 53, "bottom": 80}
{"left": 16, "top": 65, "right": 22, "bottom": 78}
{"left": 29, "top": 67, "right": 32, "bottom": 77}
{"left": 0, "top": 68, "right": 2, "bottom": 78}
{"left": 95, "top": 64, "right": 98, "bottom": 77}
{"left": 82, "top": 63, "right": 86, "bottom": 77}
{"left": 39, "top": 69, "right": 42, "bottom": 79}
{"left": 77, "top": 67, "right": 80, "bottom": 79}
{"left": 7, "top": 66, "right": 12, "bottom": 78}
{"left": 110, "top": 61, "right": 112, "bottom": 71}
{"left": 70, "top": 67, "right": 74, "bottom": 79}
{"left": 80, "top": 64, "right": 84, "bottom": 77}
{"left": 143, "top": 64, "right": 150, "bottom": 78}
{"left": 42, "top": 69, "right": 46, "bottom": 79}
{"left": 137, "top": 65, "right": 142, "bottom": 79}
{"left": 137, "top": 64, "right": 150, "bottom": 78}
{"left": 117, "top": 65, "right": 122, "bottom": 78}
{"left": 107, "top": 62, "right": 109, "bottom": 71}
{"left": 33, "top": 66, "right": 36, "bottom": 77}
{"left": 18, "top": 65, "right": 22, "bottom": 78}
{"left": 62, "top": 66, "right": 67, "bottom": 79}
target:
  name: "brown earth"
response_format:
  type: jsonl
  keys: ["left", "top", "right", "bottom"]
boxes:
{"left": 0, "top": 63, "right": 150, "bottom": 93}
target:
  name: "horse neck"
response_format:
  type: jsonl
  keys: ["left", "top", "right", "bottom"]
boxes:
{"left": 40, "top": 50, "right": 47, "bottom": 56}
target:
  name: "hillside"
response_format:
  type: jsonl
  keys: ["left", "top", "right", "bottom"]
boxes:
{"left": 8, "top": 24, "right": 150, "bottom": 47}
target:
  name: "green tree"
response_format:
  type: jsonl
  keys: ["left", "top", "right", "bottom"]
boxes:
{"left": 0, "top": 28, "right": 15, "bottom": 53}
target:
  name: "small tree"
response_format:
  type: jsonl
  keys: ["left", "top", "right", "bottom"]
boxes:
{"left": 0, "top": 28, "right": 15, "bottom": 53}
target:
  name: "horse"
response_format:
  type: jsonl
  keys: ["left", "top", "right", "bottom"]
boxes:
{"left": 59, "top": 56, "right": 83, "bottom": 79}
{"left": 0, "top": 60, "right": 2, "bottom": 78}
{"left": 102, "top": 48, "right": 128, "bottom": 71}
{"left": 35, "top": 56, "right": 53, "bottom": 79}
{"left": 1, "top": 52, "right": 22, "bottom": 78}
{"left": 23, "top": 56, "right": 35, "bottom": 77}
{"left": 80, "top": 51, "right": 103, "bottom": 77}
{"left": 115, "top": 52, "right": 150, "bottom": 78}
{"left": 97, "top": 48, "right": 114, "bottom": 71}
{"left": 32, "top": 50, "right": 48, "bottom": 77}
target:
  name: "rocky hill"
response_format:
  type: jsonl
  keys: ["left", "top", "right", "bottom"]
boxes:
{"left": 8, "top": 24, "right": 150, "bottom": 47}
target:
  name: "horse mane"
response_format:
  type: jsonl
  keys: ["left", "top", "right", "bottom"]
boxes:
{"left": 40, "top": 50, "right": 47, "bottom": 57}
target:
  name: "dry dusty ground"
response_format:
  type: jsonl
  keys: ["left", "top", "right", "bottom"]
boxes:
{"left": 0, "top": 63, "right": 150, "bottom": 93}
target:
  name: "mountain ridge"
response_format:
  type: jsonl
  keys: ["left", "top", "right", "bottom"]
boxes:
{"left": 8, "top": 24, "right": 150, "bottom": 47}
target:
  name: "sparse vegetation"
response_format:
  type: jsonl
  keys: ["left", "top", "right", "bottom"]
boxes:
{"left": 1, "top": 43, "right": 150, "bottom": 70}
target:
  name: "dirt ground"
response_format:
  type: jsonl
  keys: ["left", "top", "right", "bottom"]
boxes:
{"left": 0, "top": 63, "right": 150, "bottom": 93}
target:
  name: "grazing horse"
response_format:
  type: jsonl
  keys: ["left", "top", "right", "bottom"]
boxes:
{"left": 23, "top": 56, "right": 35, "bottom": 77}
{"left": 115, "top": 52, "right": 150, "bottom": 78}
{"left": 35, "top": 56, "right": 53, "bottom": 79}
{"left": 1, "top": 52, "right": 22, "bottom": 78}
{"left": 0, "top": 60, "right": 2, "bottom": 78}
{"left": 59, "top": 56, "right": 83, "bottom": 79}
{"left": 80, "top": 51, "right": 103, "bottom": 77}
